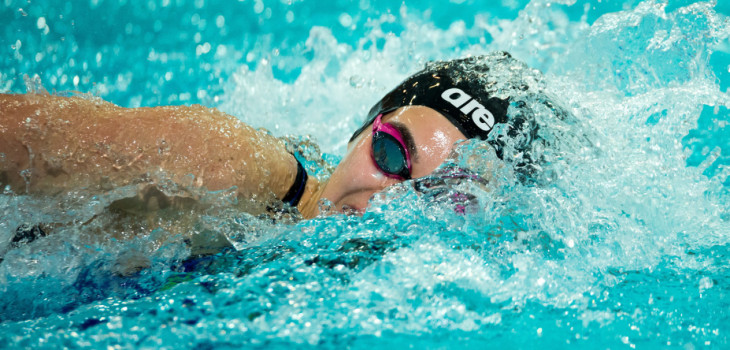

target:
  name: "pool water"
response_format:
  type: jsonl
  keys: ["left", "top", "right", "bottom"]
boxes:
{"left": 1, "top": 0, "right": 730, "bottom": 348}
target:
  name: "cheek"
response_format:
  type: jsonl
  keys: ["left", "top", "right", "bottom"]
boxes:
{"left": 336, "top": 144, "right": 390, "bottom": 186}
{"left": 321, "top": 141, "right": 371, "bottom": 194}
{"left": 340, "top": 142, "right": 371, "bottom": 176}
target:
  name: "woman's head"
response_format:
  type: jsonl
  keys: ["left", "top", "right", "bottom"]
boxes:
{"left": 319, "top": 51, "right": 564, "bottom": 213}
{"left": 320, "top": 106, "right": 468, "bottom": 213}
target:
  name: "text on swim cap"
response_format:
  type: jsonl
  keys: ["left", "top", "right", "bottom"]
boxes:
{"left": 441, "top": 87, "right": 495, "bottom": 132}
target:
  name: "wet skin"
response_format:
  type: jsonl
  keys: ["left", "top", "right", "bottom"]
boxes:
{"left": 0, "top": 94, "right": 464, "bottom": 218}
{"left": 318, "top": 106, "right": 467, "bottom": 213}
{"left": 0, "top": 95, "right": 462, "bottom": 262}
{"left": 0, "top": 94, "right": 321, "bottom": 216}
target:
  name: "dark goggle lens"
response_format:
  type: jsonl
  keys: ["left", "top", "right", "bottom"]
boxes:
{"left": 372, "top": 132, "right": 410, "bottom": 179}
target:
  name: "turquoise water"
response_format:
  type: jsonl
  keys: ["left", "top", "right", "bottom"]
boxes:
{"left": 1, "top": 0, "right": 730, "bottom": 348}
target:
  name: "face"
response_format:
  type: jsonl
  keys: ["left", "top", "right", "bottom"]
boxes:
{"left": 319, "top": 106, "right": 467, "bottom": 213}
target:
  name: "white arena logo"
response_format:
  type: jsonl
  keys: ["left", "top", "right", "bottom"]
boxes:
{"left": 441, "top": 87, "right": 496, "bottom": 132}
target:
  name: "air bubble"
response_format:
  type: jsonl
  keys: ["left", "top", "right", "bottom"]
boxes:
{"left": 339, "top": 13, "right": 353, "bottom": 27}
{"left": 215, "top": 44, "right": 227, "bottom": 57}
{"left": 196, "top": 42, "right": 211, "bottom": 56}
{"left": 699, "top": 276, "right": 714, "bottom": 294}
{"left": 253, "top": 0, "right": 264, "bottom": 14}
{"left": 349, "top": 75, "right": 364, "bottom": 88}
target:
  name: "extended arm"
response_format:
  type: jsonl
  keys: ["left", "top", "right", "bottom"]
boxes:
{"left": 0, "top": 93, "right": 320, "bottom": 217}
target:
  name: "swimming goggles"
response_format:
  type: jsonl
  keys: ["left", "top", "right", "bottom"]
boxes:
{"left": 371, "top": 114, "right": 412, "bottom": 180}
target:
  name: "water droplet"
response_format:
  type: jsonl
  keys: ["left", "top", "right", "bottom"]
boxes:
{"left": 699, "top": 276, "right": 714, "bottom": 294}
{"left": 349, "top": 75, "right": 364, "bottom": 88}
{"left": 253, "top": 0, "right": 264, "bottom": 14}
{"left": 339, "top": 13, "right": 352, "bottom": 27}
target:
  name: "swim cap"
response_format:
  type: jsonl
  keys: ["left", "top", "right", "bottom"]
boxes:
{"left": 353, "top": 52, "right": 575, "bottom": 182}
{"left": 350, "top": 52, "right": 515, "bottom": 145}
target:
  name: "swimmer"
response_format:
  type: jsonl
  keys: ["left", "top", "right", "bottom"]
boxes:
{"left": 0, "top": 52, "right": 550, "bottom": 224}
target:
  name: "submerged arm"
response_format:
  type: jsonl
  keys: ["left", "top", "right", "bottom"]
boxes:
{"left": 0, "top": 93, "right": 320, "bottom": 217}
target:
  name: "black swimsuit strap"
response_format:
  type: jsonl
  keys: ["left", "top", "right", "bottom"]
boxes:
{"left": 282, "top": 155, "right": 308, "bottom": 207}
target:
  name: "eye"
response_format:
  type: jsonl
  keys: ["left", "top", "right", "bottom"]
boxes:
{"left": 372, "top": 133, "right": 409, "bottom": 177}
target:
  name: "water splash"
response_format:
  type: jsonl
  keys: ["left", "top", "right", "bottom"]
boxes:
{"left": 1, "top": 0, "right": 729, "bottom": 348}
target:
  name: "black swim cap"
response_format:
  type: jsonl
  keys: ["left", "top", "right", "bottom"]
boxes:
{"left": 350, "top": 52, "right": 518, "bottom": 144}
{"left": 353, "top": 52, "right": 576, "bottom": 181}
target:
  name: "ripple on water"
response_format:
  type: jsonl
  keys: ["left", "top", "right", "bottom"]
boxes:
{"left": 1, "top": 0, "right": 729, "bottom": 348}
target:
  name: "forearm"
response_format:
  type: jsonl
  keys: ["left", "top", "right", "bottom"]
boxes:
{"left": 0, "top": 94, "right": 297, "bottom": 204}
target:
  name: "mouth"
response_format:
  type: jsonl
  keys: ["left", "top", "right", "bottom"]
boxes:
{"left": 340, "top": 204, "right": 365, "bottom": 215}
{"left": 325, "top": 188, "right": 373, "bottom": 216}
